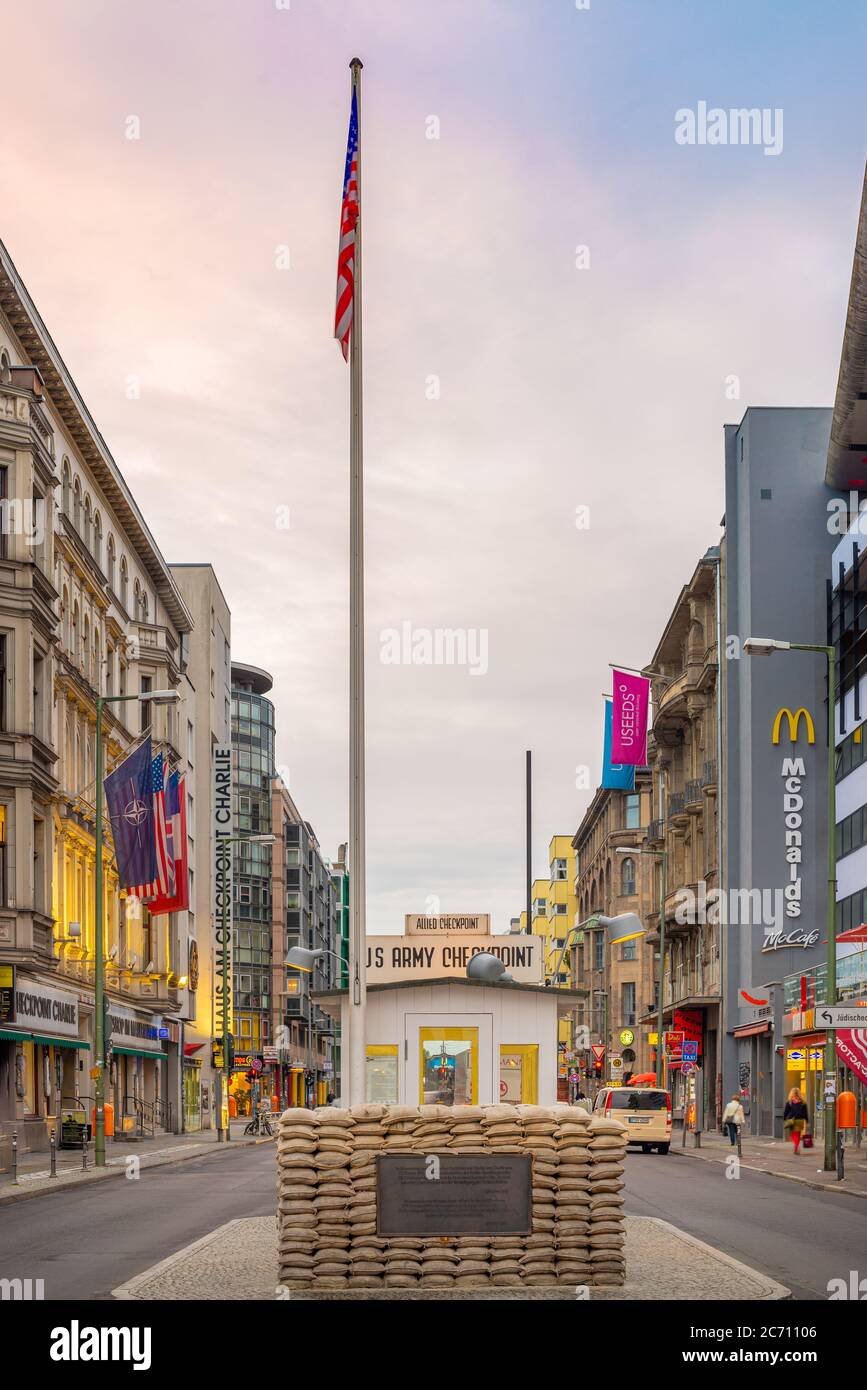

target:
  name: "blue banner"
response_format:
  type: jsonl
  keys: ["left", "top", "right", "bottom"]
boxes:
{"left": 104, "top": 736, "right": 156, "bottom": 891}
{"left": 602, "top": 700, "right": 635, "bottom": 790}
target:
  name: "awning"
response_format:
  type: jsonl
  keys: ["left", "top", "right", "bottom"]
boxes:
{"left": 732, "top": 1021, "right": 772, "bottom": 1038}
{"left": 0, "top": 1028, "right": 87, "bottom": 1048}
{"left": 183, "top": 1042, "right": 205, "bottom": 1056}
{"left": 0, "top": 1028, "right": 33, "bottom": 1044}
{"left": 112, "top": 1046, "right": 166, "bottom": 1059}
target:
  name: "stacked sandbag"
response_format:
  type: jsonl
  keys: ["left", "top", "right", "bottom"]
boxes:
{"left": 586, "top": 1113, "right": 627, "bottom": 1286}
{"left": 277, "top": 1102, "right": 627, "bottom": 1291}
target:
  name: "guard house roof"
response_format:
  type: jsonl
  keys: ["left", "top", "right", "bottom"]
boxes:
{"left": 312, "top": 976, "right": 586, "bottom": 1020}
{"left": 827, "top": 163, "right": 867, "bottom": 489}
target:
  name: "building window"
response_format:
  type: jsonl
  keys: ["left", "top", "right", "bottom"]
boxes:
{"left": 621, "top": 939, "right": 637, "bottom": 961}
{"left": 620, "top": 856, "right": 636, "bottom": 895}
{"left": 107, "top": 534, "right": 116, "bottom": 591}
{"left": 140, "top": 675, "right": 152, "bottom": 733}
{"left": 120, "top": 557, "right": 128, "bottom": 611}
{"left": 621, "top": 981, "right": 636, "bottom": 1025}
{"left": 62, "top": 459, "right": 71, "bottom": 516}
{"left": 0, "top": 803, "right": 6, "bottom": 906}
{"left": 0, "top": 635, "right": 5, "bottom": 730}
{"left": 624, "top": 795, "right": 640, "bottom": 830}
{"left": 93, "top": 511, "right": 102, "bottom": 570}
{"left": 552, "top": 858, "right": 568, "bottom": 880}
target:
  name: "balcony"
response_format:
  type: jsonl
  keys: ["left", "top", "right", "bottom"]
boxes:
{"left": 647, "top": 818, "right": 665, "bottom": 844}
{"left": 685, "top": 779, "right": 703, "bottom": 806}
{"left": 669, "top": 792, "right": 686, "bottom": 819}
{"left": 702, "top": 759, "right": 717, "bottom": 789}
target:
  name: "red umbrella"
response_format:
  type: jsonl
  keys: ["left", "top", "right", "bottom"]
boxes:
{"left": 627, "top": 1072, "right": 657, "bottom": 1086}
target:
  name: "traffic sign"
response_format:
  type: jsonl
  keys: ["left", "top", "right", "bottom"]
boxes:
{"left": 681, "top": 1061, "right": 695, "bottom": 1076}
{"left": 250, "top": 1057, "right": 264, "bottom": 1074}
{"left": 815, "top": 1005, "right": 867, "bottom": 1028}
{"left": 682, "top": 1040, "right": 699, "bottom": 1061}
{"left": 591, "top": 1044, "right": 606, "bottom": 1061}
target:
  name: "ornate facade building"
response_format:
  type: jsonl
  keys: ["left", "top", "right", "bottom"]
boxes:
{"left": 0, "top": 239, "right": 194, "bottom": 1153}
{"left": 641, "top": 548, "right": 722, "bottom": 1128}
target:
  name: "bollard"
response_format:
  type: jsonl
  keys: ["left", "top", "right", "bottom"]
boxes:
{"left": 49, "top": 1130, "right": 57, "bottom": 1178}
{"left": 837, "top": 1132, "right": 845, "bottom": 1182}
{"left": 11, "top": 1129, "right": 18, "bottom": 1185}
{"left": 81, "top": 1130, "right": 88, "bottom": 1171}
{"left": 736, "top": 1131, "right": 742, "bottom": 1158}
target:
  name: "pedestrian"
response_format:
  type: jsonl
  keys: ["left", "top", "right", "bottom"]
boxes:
{"left": 783, "top": 1088, "right": 809, "bottom": 1155}
{"left": 721, "top": 1093, "right": 745, "bottom": 1146}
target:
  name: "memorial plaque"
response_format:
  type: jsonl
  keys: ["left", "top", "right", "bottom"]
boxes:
{"left": 376, "top": 1153, "right": 532, "bottom": 1236}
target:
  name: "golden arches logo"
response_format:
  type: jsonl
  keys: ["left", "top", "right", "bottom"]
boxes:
{"left": 771, "top": 707, "right": 815, "bottom": 745}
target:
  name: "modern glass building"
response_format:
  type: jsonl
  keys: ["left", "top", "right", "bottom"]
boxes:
{"left": 230, "top": 662, "right": 275, "bottom": 1101}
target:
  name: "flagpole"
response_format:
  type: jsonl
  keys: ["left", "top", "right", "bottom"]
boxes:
{"left": 348, "top": 56, "right": 367, "bottom": 1107}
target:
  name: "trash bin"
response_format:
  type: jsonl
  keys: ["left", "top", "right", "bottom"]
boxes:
{"left": 92, "top": 1102, "right": 114, "bottom": 1138}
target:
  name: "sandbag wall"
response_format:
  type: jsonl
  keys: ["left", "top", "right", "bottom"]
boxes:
{"left": 277, "top": 1102, "right": 626, "bottom": 1290}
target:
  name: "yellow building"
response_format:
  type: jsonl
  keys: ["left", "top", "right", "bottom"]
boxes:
{"left": 512, "top": 838, "right": 579, "bottom": 1057}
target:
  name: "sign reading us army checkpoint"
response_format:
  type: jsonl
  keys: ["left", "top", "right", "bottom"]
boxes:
{"left": 376, "top": 1154, "right": 532, "bottom": 1235}
{"left": 365, "top": 933, "right": 542, "bottom": 984}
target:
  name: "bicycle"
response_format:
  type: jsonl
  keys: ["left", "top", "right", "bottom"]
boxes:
{"left": 244, "top": 1109, "right": 274, "bottom": 1137}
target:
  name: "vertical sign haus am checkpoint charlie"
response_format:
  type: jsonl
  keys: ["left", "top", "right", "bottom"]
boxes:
{"left": 212, "top": 747, "right": 233, "bottom": 1050}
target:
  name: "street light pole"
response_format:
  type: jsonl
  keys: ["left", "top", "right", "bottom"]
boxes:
{"left": 743, "top": 637, "right": 837, "bottom": 1171}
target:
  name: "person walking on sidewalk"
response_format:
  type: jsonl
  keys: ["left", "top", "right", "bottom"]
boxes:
{"left": 783, "top": 1088, "right": 809, "bottom": 1155}
{"left": 722, "top": 1094, "right": 745, "bottom": 1146}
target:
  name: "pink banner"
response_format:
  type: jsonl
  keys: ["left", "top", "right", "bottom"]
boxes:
{"left": 837, "top": 1029, "right": 867, "bottom": 1087}
{"left": 611, "top": 669, "right": 650, "bottom": 765}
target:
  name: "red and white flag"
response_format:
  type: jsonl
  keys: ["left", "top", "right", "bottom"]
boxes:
{"left": 334, "top": 87, "right": 359, "bottom": 361}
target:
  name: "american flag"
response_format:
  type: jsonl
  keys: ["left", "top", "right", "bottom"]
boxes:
{"left": 129, "top": 754, "right": 172, "bottom": 901}
{"left": 334, "top": 87, "right": 359, "bottom": 361}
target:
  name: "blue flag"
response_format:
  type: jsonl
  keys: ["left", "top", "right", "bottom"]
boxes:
{"left": 104, "top": 736, "right": 157, "bottom": 892}
{"left": 602, "top": 700, "right": 635, "bottom": 790}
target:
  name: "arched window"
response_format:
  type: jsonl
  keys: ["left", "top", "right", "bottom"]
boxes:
{"left": 93, "top": 511, "right": 102, "bottom": 570}
{"left": 0, "top": 350, "right": 11, "bottom": 385}
{"left": 120, "top": 556, "right": 128, "bottom": 610}
{"left": 72, "top": 601, "right": 80, "bottom": 664}
{"left": 73, "top": 477, "right": 82, "bottom": 532}
{"left": 83, "top": 614, "right": 90, "bottom": 677}
{"left": 61, "top": 585, "right": 70, "bottom": 651}
{"left": 83, "top": 495, "right": 92, "bottom": 551}
{"left": 141, "top": 592, "right": 149, "bottom": 623}
{"left": 133, "top": 579, "right": 141, "bottom": 621}
{"left": 107, "top": 534, "right": 116, "bottom": 591}
{"left": 620, "top": 856, "right": 636, "bottom": 896}
{"left": 62, "top": 459, "right": 71, "bottom": 515}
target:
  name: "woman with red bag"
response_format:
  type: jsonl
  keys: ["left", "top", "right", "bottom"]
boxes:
{"left": 783, "top": 1088, "right": 809, "bottom": 1154}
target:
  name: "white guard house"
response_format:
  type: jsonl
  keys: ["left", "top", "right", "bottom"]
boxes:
{"left": 314, "top": 978, "right": 585, "bottom": 1108}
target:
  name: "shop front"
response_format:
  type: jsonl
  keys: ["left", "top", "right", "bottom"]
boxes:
{"left": 0, "top": 971, "right": 87, "bottom": 1154}
{"left": 315, "top": 976, "right": 583, "bottom": 1107}
{"left": 106, "top": 1004, "right": 168, "bottom": 1136}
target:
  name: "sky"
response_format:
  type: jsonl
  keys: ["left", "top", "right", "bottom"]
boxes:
{"left": 2, "top": 0, "right": 866, "bottom": 933}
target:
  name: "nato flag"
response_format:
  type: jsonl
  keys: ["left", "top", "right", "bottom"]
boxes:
{"left": 602, "top": 700, "right": 635, "bottom": 790}
{"left": 104, "top": 736, "right": 157, "bottom": 891}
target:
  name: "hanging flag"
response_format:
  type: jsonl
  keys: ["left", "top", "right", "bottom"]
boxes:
{"left": 129, "top": 753, "right": 171, "bottom": 901}
{"left": 602, "top": 700, "right": 635, "bottom": 790}
{"left": 334, "top": 87, "right": 359, "bottom": 361}
{"left": 103, "top": 737, "right": 157, "bottom": 893}
{"left": 145, "top": 773, "right": 189, "bottom": 915}
{"left": 837, "top": 1029, "right": 867, "bottom": 1087}
{"left": 611, "top": 669, "right": 650, "bottom": 766}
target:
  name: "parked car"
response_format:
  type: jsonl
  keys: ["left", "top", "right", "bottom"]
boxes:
{"left": 593, "top": 1086, "right": 672, "bottom": 1153}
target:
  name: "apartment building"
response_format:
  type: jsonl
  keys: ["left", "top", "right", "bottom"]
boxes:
{"left": 0, "top": 240, "right": 193, "bottom": 1152}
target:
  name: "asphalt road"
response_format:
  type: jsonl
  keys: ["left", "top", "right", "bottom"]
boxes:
{"left": 623, "top": 1148, "right": 867, "bottom": 1300}
{"left": 2, "top": 1139, "right": 865, "bottom": 1301}
{"left": 0, "top": 1141, "right": 278, "bottom": 1301}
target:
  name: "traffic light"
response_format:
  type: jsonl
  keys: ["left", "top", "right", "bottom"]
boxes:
{"left": 593, "top": 1057, "right": 603, "bottom": 1076}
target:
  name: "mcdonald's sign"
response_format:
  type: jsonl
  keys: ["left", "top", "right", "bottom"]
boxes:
{"left": 771, "top": 707, "right": 815, "bottom": 745}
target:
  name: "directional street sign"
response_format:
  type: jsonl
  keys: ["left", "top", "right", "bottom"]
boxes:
{"left": 815, "top": 1005, "right": 867, "bottom": 1028}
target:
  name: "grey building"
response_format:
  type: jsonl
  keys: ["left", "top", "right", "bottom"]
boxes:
{"left": 722, "top": 407, "right": 843, "bottom": 1136}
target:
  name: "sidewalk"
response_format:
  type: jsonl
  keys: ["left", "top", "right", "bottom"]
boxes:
{"left": 0, "top": 1118, "right": 273, "bottom": 1204}
{"left": 112, "top": 1214, "right": 790, "bottom": 1301}
{"left": 671, "top": 1128, "right": 867, "bottom": 1196}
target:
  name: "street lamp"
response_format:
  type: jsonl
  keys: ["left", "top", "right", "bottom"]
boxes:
{"left": 466, "top": 952, "right": 516, "bottom": 985}
{"left": 94, "top": 687, "right": 179, "bottom": 1167}
{"left": 744, "top": 635, "right": 837, "bottom": 1172}
{"left": 216, "top": 831, "right": 275, "bottom": 1140}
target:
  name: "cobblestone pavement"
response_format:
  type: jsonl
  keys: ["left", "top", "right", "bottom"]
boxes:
{"left": 112, "top": 1214, "right": 789, "bottom": 1302}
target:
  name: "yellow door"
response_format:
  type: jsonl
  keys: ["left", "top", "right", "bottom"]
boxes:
{"left": 499, "top": 1044, "right": 538, "bottom": 1103}
{"left": 419, "top": 1027, "right": 478, "bottom": 1105}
